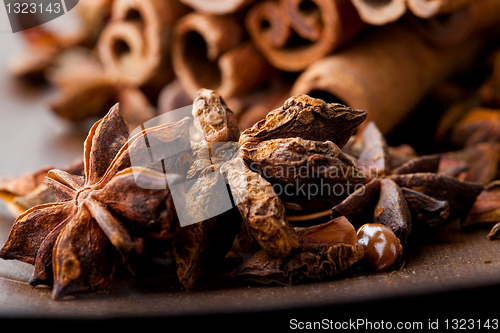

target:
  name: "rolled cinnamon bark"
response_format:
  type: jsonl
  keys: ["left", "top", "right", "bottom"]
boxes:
{"left": 350, "top": 0, "right": 407, "bottom": 26}
{"left": 179, "top": 0, "right": 255, "bottom": 14}
{"left": 172, "top": 12, "right": 270, "bottom": 100}
{"left": 245, "top": 0, "right": 364, "bottom": 72}
{"left": 291, "top": 24, "right": 485, "bottom": 135}
{"left": 98, "top": 0, "right": 189, "bottom": 89}
{"left": 407, "top": 0, "right": 500, "bottom": 48}
{"left": 407, "top": 0, "right": 473, "bottom": 18}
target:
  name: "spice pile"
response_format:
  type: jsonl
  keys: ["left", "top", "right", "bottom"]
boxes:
{"left": 1, "top": 0, "right": 500, "bottom": 300}
{"left": 0, "top": 90, "right": 495, "bottom": 299}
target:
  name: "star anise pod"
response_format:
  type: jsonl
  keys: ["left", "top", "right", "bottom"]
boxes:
{"left": 450, "top": 108, "right": 500, "bottom": 148}
{"left": 0, "top": 104, "right": 188, "bottom": 299}
{"left": 172, "top": 89, "right": 300, "bottom": 290}
{"left": 239, "top": 94, "right": 368, "bottom": 221}
{"left": 0, "top": 160, "right": 84, "bottom": 217}
{"left": 332, "top": 122, "right": 483, "bottom": 243}
{"left": 463, "top": 180, "right": 500, "bottom": 240}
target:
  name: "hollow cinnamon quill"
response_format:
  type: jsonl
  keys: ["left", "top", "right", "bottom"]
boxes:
{"left": 350, "top": 0, "right": 407, "bottom": 26}
{"left": 172, "top": 12, "right": 270, "bottom": 100}
{"left": 291, "top": 24, "right": 485, "bottom": 135}
{"left": 245, "top": 0, "right": 364, "bottom": 72}
{"left": 98, "top": 0, "right": 189, "bottom": 90}
{"left": 179, "top": 0, "right": 255, "bottom": 14}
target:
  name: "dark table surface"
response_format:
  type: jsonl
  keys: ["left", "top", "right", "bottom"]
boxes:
{"left": 0, "top": 18, "right": 499, "bottom": 329}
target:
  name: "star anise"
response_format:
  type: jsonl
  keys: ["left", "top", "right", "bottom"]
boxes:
{"left": 172, "top": 89, "right": 300, "bottom": 290}
{"left": 463, "top": 180, "right": 500, "bottom": 240}
{"left": 450, "top": 108, "right": 500, "bottom": 148}
{"left": 0, "top": 160, "right": 84, "bottom": 218}
{"left": 332, "top": 122, "right": 484, "bottom": 243}
{"left": 0, "top": 104, "right": 187, "bottom": 299}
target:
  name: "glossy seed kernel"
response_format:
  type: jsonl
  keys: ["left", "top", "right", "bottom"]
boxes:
{"left": 357, "top": 223, "right": 402, "bottom": 271}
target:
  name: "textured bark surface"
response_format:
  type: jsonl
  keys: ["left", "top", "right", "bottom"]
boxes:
{"left": 240, "top": 94, "right": 366, "bottom": 148}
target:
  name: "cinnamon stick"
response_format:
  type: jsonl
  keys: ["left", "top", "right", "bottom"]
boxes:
{"left": 245, "top": 0, "right": 364, "bottom": 72}
{"left": 98, "top": 0, "right": 189, "bottom": 89}
{"left": 179, "top": 0, "right": 255, "bottom": 14}
{"left": 407, "top": 0, "right": 473, "bottom": 18}
{"left": 350, "top": 0, "right": 407, "bottom": 26}
{"left": 407, "top": 0, "right": 500, "bottom": 48}
{"left": 291, "top": 24, "right": 485, "bottom": 135}
{"left": 171, "top": 12, "right": 270, "bottom": 100}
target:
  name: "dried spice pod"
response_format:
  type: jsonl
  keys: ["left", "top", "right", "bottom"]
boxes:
{"left": 450, "top": 108, "right": 500, "bottom": 148}
{"left": 222, "top": 157, "right": 299, "bottom": 258}
{"left": 391, "top": 154, "right": 441, "bottom": 175}
{"left": 233, "top": 216, "right": 364, "bottom": 285}
{"left": 0, "top": 160, "right": 84, "bottom": 217}
{"left": 390, "top": 173, "right": 483, "bottom": 223}
{"left": 171, "top": 89, "right": 245, "bottom": 289}
{"left": 192, "top": 89, "right": 240, "bottom": 143}
{"left": 439, "top": 143, "right": 500, "bottom": 185}
{"left": 172, "top": 12, "right": 270, "bottom": 100}
{"left": 0, "top": 166, "right": 54, "bottom": 217}
{"left": 401, "top": 187, "right": 450, "bottom": 228}
{"left": 357, "top": 121, "right": 391, "bottom": 177}
{"left": 373, "top": 178, "right": 412, "bottom": 243}
{"left": 8, "top": 26, "right": 68, "bottom": 81}
{"left": 245, "top": 0, "right": 364, "bottom": 72}
{"left": 463, "top": 180, "right": 500, "bottom": 229}
{"left": 291, "top": 24, "right": 484, "bottom": 135}
{"left": 172, "top": 168, "right": 242, "bottom": 290}
{"left": 240, "top": 94, "right": 366, "bottom": 148}
{"left": 240, "top": 137, "right": 365, "bottom": 187}
{"left": 0, "top": 104, "right": 184, "bottom": 299}
{"left": 48, "top": 50, "right": 118, "bottom": 123}
{"left": 180, "top": 0, "right": 255, "bottom": 14}
{"left": 331, "top": 178, "right": 380, "bottom": 228}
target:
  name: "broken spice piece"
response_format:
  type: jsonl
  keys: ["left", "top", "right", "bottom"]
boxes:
{"left": 374, "top": 178, "right": 412, "bottom": 243}
{"left": 239, "top": 94, "right": 367, "bottom": 148}
{"left": 233, "top": 216, "right": 364, "bottom": 285}
{"left": 357, "top": 223, "right": 402, "bottom": 272}
{"left": 0, "top": 104, "right": 183, "bottom": 299}
{"left": 223, "top": 157, "right": 299, "bottom": 258}
{"left": 239, "top": 137, "right": 365, "bottom": 187}
{"left": 333, "top": 121, "right": 482, "bottom": 243}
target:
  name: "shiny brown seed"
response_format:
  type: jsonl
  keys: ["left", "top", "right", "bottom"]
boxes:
{"left": 356, "top": 223, "right": 401, "bottom": 272}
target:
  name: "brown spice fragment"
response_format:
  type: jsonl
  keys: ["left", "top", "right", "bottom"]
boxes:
{"left": 233, "top": 216, "right": 364, "bottom": 285}
{"left": 401, "top": 187, "right": 450, "bottom": 228}
{"left": 239, "top": 137, "right": 365, "bottom": 186}
{"left": 391, "top": 154, "right": 441, "bottom": 175}
{"left": 331, "top": 178, "right": 381, "bottom": 228}
{"left": 463, "top": 181, "right": 500, "bottom": 239}
{"left": 357, "top": 121, "right": 391, "bottom": 177}
{"left": 439, "top": 143, "right": 500, "bottom": 185}
{"left": 239, "top": 94, "right": 366, "bottom": 148}
{"left": 222, "top": 157, "right": 299, "bottom": 258}
{"left": 373, "top": 178, "right": 412, "bottom": 243}
{"left": 390, "top": 173, "right": 483, "bottom": 223}
{"left": 192, "top": 88, "right": 240, "bottom": 143}
{"left": 0, "top": 104, "right": 183, "bottom": 299}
